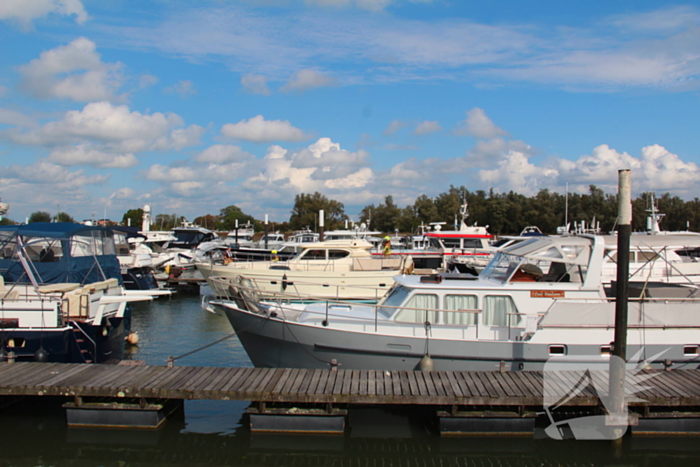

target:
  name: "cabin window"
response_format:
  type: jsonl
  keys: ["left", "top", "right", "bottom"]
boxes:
{"left": 444, "top": 295, "right": 478, "bottom": 325}
{"left": 113, "top": 233, "right": 130, "bottom": 256}
{"left": 24, "top": 238, "right": 62, "bottom": 262}
{"left": 328, "top": 250, "right": 350, "bottom": 260}
{"left": 462, "top": 239, "right": 484, "bottom": 249}
{"left": 71, "top": 231, "right": 115, "bottom": 257}
{"left": 483, "top": 295, "right": 520, "bottom": 327}
{"left": 377, "top": 285, "right": 411, "bottom": 318}
{"left": 443, "top": 238, "right": 460, "bottom": 249}
{"left": 0, "top": 232, "right": 16, "bottom": 259}
{"left": 303, "top": 249, "right": 326, "bottom": 260}
{"left": 394, "top": 294, "right": 438, "bottom": 324}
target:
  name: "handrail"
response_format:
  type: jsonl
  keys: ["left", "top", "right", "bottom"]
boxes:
{"left": 70, "top": 320, "right": 97, "bottom": 363}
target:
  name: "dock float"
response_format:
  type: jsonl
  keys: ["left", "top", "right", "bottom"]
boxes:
{"left": 2, "top": 362, "right": 700, "bottom": 436}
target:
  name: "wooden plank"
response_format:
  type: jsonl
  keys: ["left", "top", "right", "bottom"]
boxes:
{"left": 359, "top": 370, "right": 369, "bottom": 396}
{"left": 348, "top": 369, "right": 359, "bottom": 396}
{"left": 399, "top": 371, "right": 411, "bottom": 397}
{"left": 306, "top": 369, "right": 324, "bottom": 395}
{"left": 646, "top": 371, "right": 691, "bottom": 398}
{"left": 444, "top": 370, "right": 464, "bottom": 398}
{"left": 508, "top": 372, "right": 538, "bottom": 397}
{"left": 475, "top": 372, "right": 503, "bottom": 398}
{"left": 34, "top": 364, "right": 91, "bottom": 390}
{"left": 135, "top": 366, "right": 177, "bottom": 390}
{"left": 110, "top": 365, "right": 160, "bottom": 392}
{"left": 390, "top": 371, "right": 401, "bottom": 396}
{"left": 376, "top": 369, "right": 386, "bottom": 396}
{"left": 316, "top": 370, "right": 335, "bottom": 395}
{"left": 160, "top": 366, "right": 202, "bottom": 391}
{"left": 422, "top": 371, "right": 438, "bottom": 397}
{"left": 331, "top": 369, "right": 344, "bottom": 395}
{"left": 181, "top": 367, "right": 221, "bottom": 391}
{"left": 450, "top": 371, "right": 475, "bottom": 397}
{"left": 492, "top": 372, "right": 519, "bottom": 397}
{"left": 663, "top": 371, "right": 700, "bottom": 397}
{"left": 288, "top": 368, "right": 308, "bottom": 395}
{"left": 435, "top": 371, "right": 455, "bottom": 397}
{"left": 227, "top": 367, "right": 259, "bottom": 393}
{"left": 406, "top": 370, "right": 420, "bottom": 396}
{"left": 0, "top": 362, "right": 49, "bottom": 384}
{"left": 280, "top": 368, "right": 301, "bottom": 394}
{"left": 13, "top": 363, "right": 68, "bottom": 386}
{"left": 338, "top": 369, "right": 351, "bottom": 395}
{"left": 463, "top": 371, "right": 488, "bottom": 397}
{"left": 202, "top": 367, "right": 239, "bottom": 392}
{"left": 430, "top": 372, "right": 447, "bottom": 397}
{"left": 367, "top": 370, "right": 377, "bottom": 396}
{"left": 297, "top": 369, "right": 317, "bottom": 395}
{"left": 83, "top": 365, "right": 136, "bottom": 390}
{"left": 244, "top": 368, "right": 272, "bottom": 394}
{"left": 269, "top": 368, "right": 293, "bottom": 394}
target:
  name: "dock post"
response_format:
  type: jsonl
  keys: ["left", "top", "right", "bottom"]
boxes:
{"left": 610, "top": 169, "right": 631, "bottom": 445}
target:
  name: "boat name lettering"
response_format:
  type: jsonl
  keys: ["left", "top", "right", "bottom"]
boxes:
{"left": 530, "top": 290, "right": 565, "bottom": 298}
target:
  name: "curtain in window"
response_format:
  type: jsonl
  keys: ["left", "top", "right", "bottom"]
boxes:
{"left": 444, "top": 295, "right": 478, "bottom": 325}
{"left": 483, "top": 295, "right": 519, "bottom": 326}
{"left": 395, "top": 294, "right": 438, "bottom": 323}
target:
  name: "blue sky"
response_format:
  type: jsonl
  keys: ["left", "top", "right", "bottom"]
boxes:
{"left": 0, "top": 0, "right": 699, "bottom": 224}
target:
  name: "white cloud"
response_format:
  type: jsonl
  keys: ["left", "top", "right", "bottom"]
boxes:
{"left": 48, "top": 144, "right": 138, "bottom": 168}
{"left": 193, "top": 144, "right": 254, "bottom": 164}
{"left": 0, "top": 108, "right": 37, "bottom": 128}
{"left": 1, "top": 160, "right": 107, "bottom": 189}
{"left": 479, "top": 151, "right": 558, "bottom": 196}
{"left": 454, "top": 108, "right": 508, "bottom": 139}
{"left": 18, "top": 37, "right": 123, "bottom": 102}
{"left": 221, "top": 115, "right": 310, "bottom": 143}
{"left": 383, "top": 120, "right": 407, "bottom": 136}
{"left": 0, "top": 86, "right": 8, "bottom": 98}
{"left": 414, "top": 120, "right": 441, "bottom": 136}
{"left": 241, "top": 74, "right": 271, "bottom": 95}
{"left": 164, "top": 80, "right": 197, "bottom": 97}
{"left": 11, "top": 101, "right": 202, "bottom": 152}
{"left": 0, "top": 0, "right": 88, "bottom": 28}
{"left": 280, "top": 69, "right": 337, "bottom": 93}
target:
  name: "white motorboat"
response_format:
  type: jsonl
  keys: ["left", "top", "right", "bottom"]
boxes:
{"left": 0, "top": 222, "right": 154, "bottom": 363}
{"left": 196, "top": 238, "right": 415, "bottom": 300}
{"left": 206, "top": 233, "right": 700, "bottom": 371}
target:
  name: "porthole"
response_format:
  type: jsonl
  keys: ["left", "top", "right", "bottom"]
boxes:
{"left": 548, "top": 345, "right": 566, "bottom": 356}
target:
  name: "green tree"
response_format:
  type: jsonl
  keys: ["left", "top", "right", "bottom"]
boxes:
{"left": 0, "top": 217, "right": 15, "bottom": 225}
{"left": 154, "top": 213, "right": 183, "bottom": 231}
{"left": 371, "top": 195, "right": 402, "bottom": 233}
{"left": 217, "top": 205, "right": 255, "bottom": 231}
{"left": 194, "top": 214, "right": 221, "bottom": 230}
{"left": 55, "top": 212, "right": 75, "bottom": 223}
{"left": 289, "top": 192, "right": 347, "bottom": 231}
{"left": 28, "top": 211, "right": 52, "bottom": 223}
{"left": 122, "top": 208, "right": 144, "bottom": 228}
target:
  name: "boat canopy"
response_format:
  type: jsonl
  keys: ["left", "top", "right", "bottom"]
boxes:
{"left": 0, "top": 222, "right": 121, "bottom": 285}
{"left": 503, "top": 236, "right": 591, "bottom": 266}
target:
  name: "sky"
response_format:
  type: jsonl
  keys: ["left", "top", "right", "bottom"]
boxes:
{"left": 0, "top": 0, "right": 699, "bottom": 224}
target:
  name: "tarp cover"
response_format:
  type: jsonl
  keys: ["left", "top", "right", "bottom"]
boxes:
{"left": 0, "top": 223, "right": 122, "bottom": 285}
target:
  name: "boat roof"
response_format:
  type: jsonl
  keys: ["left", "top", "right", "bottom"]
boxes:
{"left": 600, "top": 234, "right": 700, "bottom": 249}
{"left": 500, "top": 235, "right": 594, "bottom": 266}
{"left": 0, "top": 222, "right": 113, "bottom": 238}
{"left": 300, "top": 239, "right": 373, "bottom": 249}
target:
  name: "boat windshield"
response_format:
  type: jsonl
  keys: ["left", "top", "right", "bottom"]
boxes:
{"left": 481, "top": 252, "right": 521, "bottom": 282}
{"left": 376, "top": 285, "right": 412, "bottom": 319}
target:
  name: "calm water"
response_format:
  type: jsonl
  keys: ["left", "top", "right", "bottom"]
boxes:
{"left": 1, "top": 286, "right": 700, "bottom": 466}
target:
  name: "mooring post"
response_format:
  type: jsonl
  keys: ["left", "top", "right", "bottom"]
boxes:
{"left": 264, "top": 214, "right": 269, "bottom": 249}
{"left": 610, "top": 169, "right": 631, "bottom": 445}
{"left": 319, "top": 210, "right": 325, "bottom": 242}
{"left": 167, "top": 356, "right": 175, "bottom": 367}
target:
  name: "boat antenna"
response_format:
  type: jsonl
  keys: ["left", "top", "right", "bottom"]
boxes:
{"left": 564, "top": 183, "right": 568, "bottom": 231}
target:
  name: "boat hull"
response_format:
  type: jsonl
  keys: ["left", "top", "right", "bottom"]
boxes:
{"left": 1, "top": 313, "right": 130, "bottom": 364}
{"left": 215, "top": 302, "right": 698, "bottom": 371}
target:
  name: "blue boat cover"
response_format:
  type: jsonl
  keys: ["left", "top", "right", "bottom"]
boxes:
{"left": 0, "top": 222, "right": 122, "bottom": 285}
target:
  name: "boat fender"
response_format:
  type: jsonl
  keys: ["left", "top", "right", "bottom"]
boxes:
{"left": 34, "top": 347, "right": 49, "bottom": 362}
{"left": 418, "top": 354, "right": 434, "bottom": 372}
{"left": 126, "top": 331, "right": 140, "bottom": 345}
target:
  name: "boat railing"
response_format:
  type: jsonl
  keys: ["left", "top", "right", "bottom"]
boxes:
{"left": 208, "top": 275, "right": 482, "bottom": 334}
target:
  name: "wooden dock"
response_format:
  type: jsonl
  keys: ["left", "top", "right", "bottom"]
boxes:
{"left": 3, "top": 362, "right": 700, "bottom": 435}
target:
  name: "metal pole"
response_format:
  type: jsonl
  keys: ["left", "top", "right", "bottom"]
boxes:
{"left": 235, "top": 219, "right": 239, "bottom": 247}
{"left": 610, "top": 169, "right": 631, "bottom": 441}
{"left": 319, "top": 210, "right": 325, "bottom": 242}
{"left": 264, "top": 214, "right": 269, "bottom": 249}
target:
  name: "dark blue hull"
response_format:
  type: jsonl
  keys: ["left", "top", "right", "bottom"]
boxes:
{"left": 0, "top": 311, "right": 130, "bottom": 364}
{"left": 122, "top": 267, "right": 159, "bottom": 291}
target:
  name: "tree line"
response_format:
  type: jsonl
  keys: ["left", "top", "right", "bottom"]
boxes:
{"left": 14, "top": 185, "right": 700, "bottom": 235}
